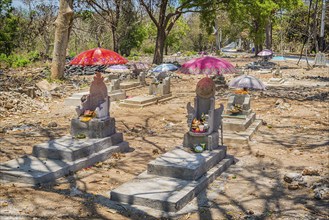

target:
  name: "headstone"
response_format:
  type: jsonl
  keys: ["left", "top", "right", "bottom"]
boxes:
{"left": 314, "top": 52, "right": 327, "bottom": 67}
{"left": 76, "top": 72, "right": 109, "bottom": 119}
{"left": 268, "top": 65, "right": 285, "bottom": 84}
{"left": 137, "top": 72, "right": 146, "bottom": 86}
{"left": 226, "top": 93, "right": 251, "bottom": 116}
{"left": 149, "top": 77, "right": 171, "bottom": 96}
{"left": 183, "top": 77, "right": 224, "bottom": 150}
{"left": 273, "top": 65, "right": 282, "bottom": 78}
{"left": 108, "top": 79, "right": 120, "bottom": 92}
{"left": 71, "top": 72, "right": 116, "bottom": 138}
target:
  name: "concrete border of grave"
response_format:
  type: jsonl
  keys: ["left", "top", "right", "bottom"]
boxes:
{"left": 0, "top": 72, "right": 130, "bottom": 185}
{"left": 222, "top": 92, "right": 262, "bottom": 145}
{"left": 119, "top": 76, "right": 174, "bottom": 108}
{"left": 110, "top": 77, "right": 233, "bottom": 213}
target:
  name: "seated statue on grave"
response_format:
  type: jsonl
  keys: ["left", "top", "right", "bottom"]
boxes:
{"left": 183, "top": 77, "right": 224, "bottom": 151}
{"left": 71, "top": 72, "right": 116, "bottom": 138}
{"left": 76, "top": 72, "right": 110, "bottom": 120}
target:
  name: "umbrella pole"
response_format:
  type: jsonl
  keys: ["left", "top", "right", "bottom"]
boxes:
{"left": 221, "top": 117, "right": 224, "bottom": 146}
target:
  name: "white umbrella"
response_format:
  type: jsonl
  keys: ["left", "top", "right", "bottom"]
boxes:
{"left": 229, "top": 75, "right": 266, "bottom": 90}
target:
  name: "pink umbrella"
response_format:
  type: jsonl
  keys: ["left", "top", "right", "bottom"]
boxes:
{"left": 257, "top": 49, "right": 273, "bottom": 57}
{"left": 179, "top": 56, "right": 236, "bottom": 75}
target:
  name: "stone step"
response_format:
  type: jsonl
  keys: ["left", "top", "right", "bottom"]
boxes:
{"left": 0, "top": 141, "right": 129, "bottom": 185}
{"left": 148, "top": 146, "right": 227, "bottom": 180}
{"left": 222, "top": 112, "right": 256, "bottom": 132}
{"left": 223, "top": 119, "right": 262, "bottom": 146}
{"left": 110, "top": 156, "right": 233, "bottom": 212}
{"left": 32, "top": 133, "right": 124, "bottom": 161}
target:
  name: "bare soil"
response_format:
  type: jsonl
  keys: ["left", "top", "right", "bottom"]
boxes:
{"left": 0, "top": 57, "right": 328, "bottom": 220}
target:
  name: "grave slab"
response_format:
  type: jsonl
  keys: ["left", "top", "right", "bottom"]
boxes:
{"left": 110, "top": 156, "right": 233, "bottom": 212}
{"left": 223, "top": 119, "right": 262, "bottom": 146}
{"left": 33, "top": 133, "right": 123, "bottom": 161}
{"left": 148, "top": 146, "right": 227, "bottom": 180}
{"left": 0, "top": 141, "right": 129, "bottom": 185}
{"left": 65, "top": 90, "right": 126, "bottom": 107}
{"left": 268, "top": 77, "right": 286, "bottom": 84}
{"left": 119, "top": 94, "right": 174, "bottom": 108}
{"left": 222, "top": 112, "right": 256, "bottom": 132}
{"left": 120, "top": 81, "right": 142, "bottom": 90}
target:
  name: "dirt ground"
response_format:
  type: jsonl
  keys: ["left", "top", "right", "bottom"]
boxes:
{"left": 0, "top": 57, "right": 328, "bottom": 220}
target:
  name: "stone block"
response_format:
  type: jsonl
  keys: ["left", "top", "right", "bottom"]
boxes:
{"left": 223, "top": 119, "right": 262, "bottom": 146}
{"left": 71, "top": 117, "right": 116, "bottom": 138}
{"left": 33, "top": 133, "right": 124, "bottom": 161}
{"left": 183, "top": 132, "right": 219, "bottom": 150}
{"left": 110, "top": 156, "right": 233, "bottom": 212}
{"left": 0, "top": 141, "right": 129, "bottom": 185}
{"left": 147, "top": 146, "right": 227, "bottom": 180}
{"left": 223, "top": 112, "right": 256, "bottom": 132}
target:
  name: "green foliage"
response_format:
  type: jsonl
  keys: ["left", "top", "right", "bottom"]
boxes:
{"left": 226, "top": 0, "right": 303, "bottom": 51}
{"left": 142, "top": 45, "right": 155, "bottom": 54}
{"left": 0, "top": 51, "right": 43, "bottom": 68}
{"left": 119, "top": 24, "right": 147, "bottom": 56}
{"left": 166, "top": 18, "right": 189, "bottom": 52}
{"left": 0, "top": 53, "right": 29, "bottom": 68}
{"left": 185, "top": 51, "right": 197, "bottom": 56}
{"left": 0, "top": 0, "right": 19, "bottom": 56}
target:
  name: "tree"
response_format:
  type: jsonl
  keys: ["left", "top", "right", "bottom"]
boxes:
{"left": 51, "top": 0, "right": 74, "bottom": 80}
{"left": 85, "top": 0, "right": 126, "bottom": 52}
{"left": 227, "top": 0, "right": 302, "bottom": 55}
{"left": 0, "top": 0, "right": 19, "bottom": 56}
{"left": 140, "top": 0, "right": 223, "bottom": 64}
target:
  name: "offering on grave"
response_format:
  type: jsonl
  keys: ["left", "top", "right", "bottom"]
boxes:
{"left": 228, "top": 104, "right": 243, "bottom": 115}
{"left": 193, "top": 145, "right": 204, "bottom": 153}
{"left": 191, "top": 114, "right": 209, "bottom": 133}
{"left": 234, "top": 89, "right": 248, "bottom": 95}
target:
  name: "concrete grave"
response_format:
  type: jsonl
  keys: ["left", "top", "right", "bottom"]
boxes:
{"left": 268, "top": 65, "right": 285, "bottom": 84}
{"left": 65, "top": 79, "right": 126, "bottom": 107}
{"left": 223, "top": 93, "right": 262, "bottom": 146}
{"left": 110, "top": 78, "right": 233, "bottom": 212}
{"left": 120, "top": 77, "right": 173, "bottom": 108}
{"left": 119, "top": 73, "right": 146, "bottom": 91}
{"left": 0, "top": 72, "right": 130, "bottom": 185}
{"left": 183, "top": 77, "right": 224, "bottom": 150}
{"left": 314, "top": 52, "right": 327, "bottom": 67}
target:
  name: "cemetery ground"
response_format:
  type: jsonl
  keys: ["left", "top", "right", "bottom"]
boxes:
{"left": 0, "top": 57, "right": 328, "bottom": 220}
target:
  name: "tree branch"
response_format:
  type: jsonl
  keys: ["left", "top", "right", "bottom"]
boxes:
{"left": 140, "top": 0, "right": 159, "bottom": 28}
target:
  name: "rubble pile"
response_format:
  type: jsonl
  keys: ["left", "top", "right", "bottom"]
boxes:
{"left": 0, "top": 91, "right": 44, "bottom": 117}
{"left": 258, "top": 87, "right": 329, "bottom": 101}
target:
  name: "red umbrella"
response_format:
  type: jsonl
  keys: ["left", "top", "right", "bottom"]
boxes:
{"left": 179, "top": 56, "right": 236, "bottom": 75}
{"left": 70, "top": 47, "right": 128, "bottom": 66}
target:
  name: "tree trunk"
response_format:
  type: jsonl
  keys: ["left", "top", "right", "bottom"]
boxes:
{"left": 51, "top": 0, "right": 74, "bottom": 80}
{"left": 265, "top": 19, "right": 272, "bottom": 49}
{"left": 319, "top": 0, "right": 326, "bottom": 51}
{"left": 153, "top": 28, "right": 166, "bottom": 64}
{"left": 112, "top": 28, "right": 118, "bottom": 52}
{"left": 312, "top": 0, "right": 319, "bottom": 53}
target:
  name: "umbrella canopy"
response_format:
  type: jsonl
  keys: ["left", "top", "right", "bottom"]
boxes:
{"left": 152, "top": 63, "right": 178, "bottom": 72}
{"left": 180, "top": 56, "right": 236, "bottom": 75}
{"left": 132, "top": 62, "right": 149, "bottom": 70}
{"left": 257, "top": 49, "right": 273, "bottom": 57}
{"left": 70, "top": 47, "right": 128, "bottom": 66}
{"left": 105, "top": 64, "right": 130, "bottom": 73}
{"left": 228, "top": 75, "right": 266, "bottom": 90}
